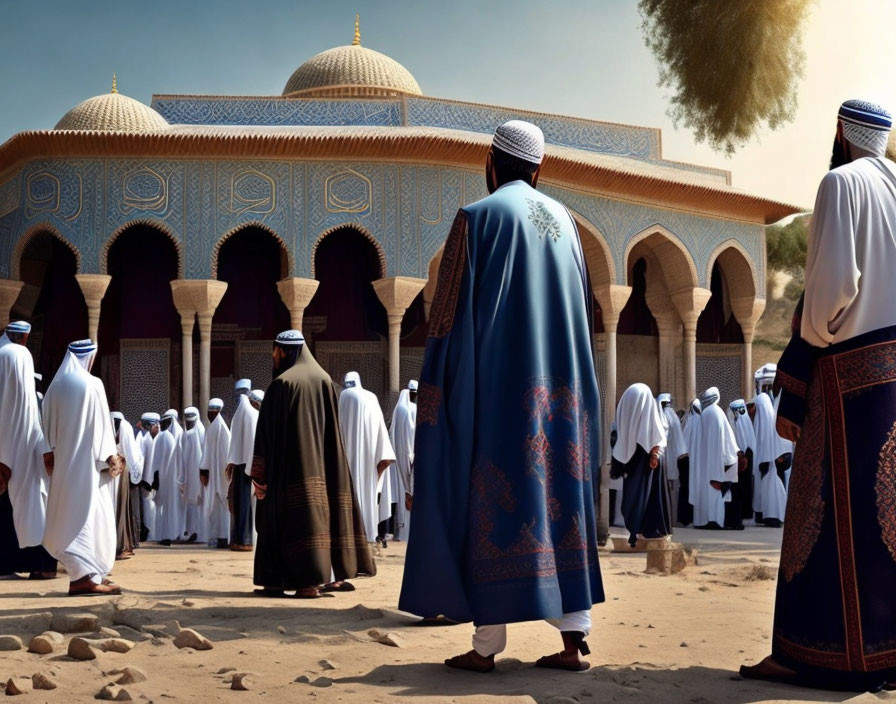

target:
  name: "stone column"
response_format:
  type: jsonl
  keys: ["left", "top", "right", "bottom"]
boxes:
{"left": 170, "top": 280, "right": 228, "bottom": 418}
{"left": 170, "top": 282, "right": 198, "bottom": 409}
{"left": 74, "top": 274, "right": 112, "bottom": 343}
{"left": 671, "top": 287, "right": 712, "bottom": 402}
{"left": 371, "top": 276, "right": 427, "bottom": 393}
{"left": 276, "top": 277, "right": 320, "bottom": 331}
{"left": 0, "top": 279, "right": 24, "bottom": 328}
{"left": 731, "top": 296, "right": 767, "bottom": 400}
{"left": 593, "top": 284, "right": 631, "bottom": 545}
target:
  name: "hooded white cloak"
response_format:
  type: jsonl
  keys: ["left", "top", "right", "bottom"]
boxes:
{"left": 613, "top": 384, "right": 667, "bottom": 464}
{"left": 389, "top": 388, "right": 416, "bottom": 541}
{"left": 200, "top": 414, "right": 231, "bottom": 542}
{"left": 0, "top": 341, "right": 50, "bottom": 547}
{"left": 691, "top": 394, "right": 738, "bottom": 527}
{"left": 152, "top": 425, "right": 183, "bottom": 541}
{"left": 42, "top": 348, "right": 118, "bottom": 582}
{"left": 752, "top": 393, "right": 788, "bottom": 521}
{"left": 180, "top": 420, "right": 205, "bottom": 541}
{"left": 339, "top": 372, "right": 396, "bottom": 541}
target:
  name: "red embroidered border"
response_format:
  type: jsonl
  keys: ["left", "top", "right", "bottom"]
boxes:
{"left": 780, "top": 373, "right": 825, "bottom": 582}
{"left": 836, "top": 341, "right": 896, "bottom": 393}
{"left": 776, "top": 369, "right": 807, "bottom": 399}
{"left": 822, "top": 356, "right": 865, "bottom": 671}
{"left": 416, "top": 382, "right": 441, "bottom": 427}
{"left": 876, "top": 421, "right": 896, "bottom": 563}
{"left": 428, "top": 211, "right": 468, "bottom": 339}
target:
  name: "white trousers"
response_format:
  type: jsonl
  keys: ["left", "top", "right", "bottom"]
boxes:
{"left": 472, "top": 610, "right": 592, "bottom": 657}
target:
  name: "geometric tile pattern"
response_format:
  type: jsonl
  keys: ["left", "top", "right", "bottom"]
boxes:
{"left": 0, "top": 157, "right": 765, "bottom": 296}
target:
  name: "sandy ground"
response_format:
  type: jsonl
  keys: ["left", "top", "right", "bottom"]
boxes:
{"left": 0, "top": 526, "right": 883, "bottom": 704}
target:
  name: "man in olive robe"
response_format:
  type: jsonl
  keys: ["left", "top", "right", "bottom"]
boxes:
{"left": 251, "top": 330, "right": 375, "bottom": 598}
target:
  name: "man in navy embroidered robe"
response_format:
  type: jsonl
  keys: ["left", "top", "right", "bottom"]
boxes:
{"left": 742, "top": 100, "right": 896, "bottom": 691}
{"left": 399, "top": 120, "right": 604, "bottom": 673}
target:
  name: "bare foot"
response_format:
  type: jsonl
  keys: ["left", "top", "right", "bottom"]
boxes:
{"left": 444, "top": 650, "right": 495, "bottom": 673}
{"left": 740, "top": 655, "right": 798, "bottom": 683}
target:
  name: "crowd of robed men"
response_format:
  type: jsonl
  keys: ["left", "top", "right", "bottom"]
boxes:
{"left": 0, "top": 104, "right": 895, "bottom": 690}
{"left": 0, "top": 323, "right": 417, "bottom": 599}
{"left": 608, "top": 364, "right": 793, "bottom": 548}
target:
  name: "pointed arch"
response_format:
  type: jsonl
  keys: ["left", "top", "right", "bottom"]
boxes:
{"left": 102, "top": 218, "right": 183, "bottom": 278}
{"left": 311, "top": 223, "right": 386, "bottom": 279}
{"left": 212, "top": 220, "right": 291, "bottom": 279}
{"left": 12, "top": 223, "right": 81, "bottom": 279}
{"left": 623, "top": 224, "right": 699, "bottom": 293}
{"left": 705, "top": 239, "right": 758, "bottom": 301}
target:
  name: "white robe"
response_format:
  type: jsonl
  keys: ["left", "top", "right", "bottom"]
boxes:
{"left": 200, "top": 414, "right": 231, "bottom": 542}
{"left": 228, "top": 395, "right": 259, "bottom": 544}
{"left": 661, "top": 406, "right": 686, "bottom": 482}
{"left": 339, "top": 374, "right": 396, "bottom": 542}
{"left": 613, "top": 384, "right": 667, "bottom": 465}
{"left": 42, "top": 350, "right": 118, "bottom": 583}
{"left": 139, "top": 430, "right": 157, "bottom": 539}
{"left": 802, "top": 157, "right": 896, "bottom": 347}
{"left": 752, "top": 393, "right": 788, "bottom": 521}
{"left": 691, "top": 402, "right": 738, "bottom": 527}
{"left": 389, "top": 389, "right": 416, "bottom": 541}
{"left": 180, "top": 425, "right": 205, "bottom": 541}
{"left": 152, "top": 428, "right": 183, "bottom": 541}
{"left": 0, "top": 342, "right": 50, "bottom": 547}
{"left": 117, "top": 420, "right": 143, "bottom": 487}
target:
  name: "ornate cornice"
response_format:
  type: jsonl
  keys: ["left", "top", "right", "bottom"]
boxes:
{"left": 0, "top": 127, "right": 803, "bottom": 224}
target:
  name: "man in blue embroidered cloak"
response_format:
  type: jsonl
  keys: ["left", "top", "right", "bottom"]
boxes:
{"left": 398, "top": 120, "right": 604, "bottom": 673}
{"left": 742, "top": 100, "right": 896, "bottom": 691}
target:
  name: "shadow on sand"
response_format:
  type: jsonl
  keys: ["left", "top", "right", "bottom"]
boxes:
{"left": 335, "top": 662, "right": 848, "bottom": 704}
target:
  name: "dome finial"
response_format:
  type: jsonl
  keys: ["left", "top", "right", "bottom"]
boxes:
{"left": 352, "top": 13, "right": 361, "bottom": 46}
{"left": 111, "top": 72, "right": 118, "bottom": 94}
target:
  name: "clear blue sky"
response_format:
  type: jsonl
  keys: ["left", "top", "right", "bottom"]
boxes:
{"left": 2, "top": 0, "right": 894, "bottom": 208}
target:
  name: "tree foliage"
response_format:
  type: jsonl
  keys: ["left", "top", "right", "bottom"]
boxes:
{"left": 640, "top": 0, "right": 812, "bottom": 154}
{"left": 766, "top": 215, "right": 808, "bottom": 273}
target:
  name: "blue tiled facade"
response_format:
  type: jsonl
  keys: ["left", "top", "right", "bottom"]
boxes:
{"left": 0, "top": 156, "right": 763, "bottom": 292}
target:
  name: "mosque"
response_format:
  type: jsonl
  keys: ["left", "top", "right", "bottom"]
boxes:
{"left": 0, "top": 18, "right": 798, "bottom": 423}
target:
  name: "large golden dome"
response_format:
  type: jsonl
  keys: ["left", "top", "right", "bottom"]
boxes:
{"left": 282, "top": 19, "right": 421, "bottom": 98}
{"left": 55, "top": 80, "right": 169, "bottom": 132}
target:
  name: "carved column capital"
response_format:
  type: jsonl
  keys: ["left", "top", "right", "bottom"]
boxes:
{"left": 372, "top": 276, "right": 428, "bottom": 316}
{"left": 593, "top": 284, "right": 632, "bottom": 333}
{"left": 276, "top": 277, "right": 320, "bottom": 330}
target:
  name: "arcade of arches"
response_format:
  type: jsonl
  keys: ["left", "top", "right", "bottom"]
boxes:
{"left": 0, "top": 223, "right": 762, "bottom": 426}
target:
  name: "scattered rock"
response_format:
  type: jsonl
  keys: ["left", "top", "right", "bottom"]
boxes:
{"left": 276, "top": 625, "right": 286, "bottom": 634}
{"left": 680, "top": 642, "right": 688, "bottom": 648}
{"left": 96, "top": 638, "right": 136, "bottom": 654}
{"left": 96, "top": 627, "right": 121, "bottom": 638}
{"left": 31, "top": 672, "right": 57, "bottom": 690}
{"left": 115, "top": 667, "right": 147, "bottom": 685}
{"left": 367, "top": 630, "right": 404, "bottom": 648}
{"left": 96, "top": 684, "right": 132, "bottom": 701}
{"left": 698, "top": 586, "right": 711, "bottom": 592}
{"left": 173, "top": 628, "right": 213, "bottom": 651}
{"left": 0, "top": 612, "right": 53, "bottom": 635}
{"left": 40, "top": 630, "right": 65, "bottom": 643}
{"left": 181, "top": 600, "right": 195, "bottom": 607}
{"left": 311, "top": 677, "right": 332, "bottom": 688}
{"left": 230, "top": 673, "right": 252, "bottom": 691}
{"left": 318, "top": 659, "right": 337, "bottom": 671}
{"left": 68, "top": 637, "right": 98, "bottom": 660}
{"left": 294, "top": 675, "right": 311, "bottom": 684}
{"left": 5, "top": 678, "right": 31, "bottom": 696}
{"left": 0, "top": 635, "right": 23, "bottom": 651}
{"left": 216, "top": 667, "right": 235, "bottom": 675}
{"left": 110, "top": 626, "right": 150, "bottom": 643}
{"left": 28, "top": 634, "right": 55, "bottom": 654}
{"left": 52, "top": 611, "right": 101, "bottom": 633}
{"left": 140, "top": 624, "right": 172, "bottom": 638}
